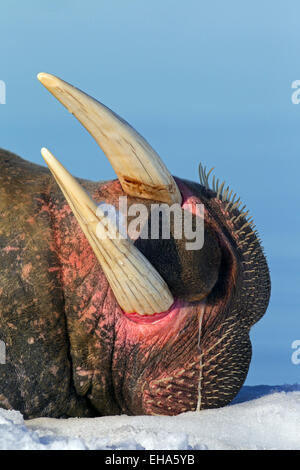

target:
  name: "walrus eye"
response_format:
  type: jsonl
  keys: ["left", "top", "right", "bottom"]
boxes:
{"left": 41, "top": 147, "right": 174, "bottom": 316}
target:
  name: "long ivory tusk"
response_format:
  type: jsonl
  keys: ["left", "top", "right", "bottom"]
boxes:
{"left": 38, "top": 73, "right": 182, "bottom": 205}
{"left": 41, "top": 147, "right": 174, "bottom": 315}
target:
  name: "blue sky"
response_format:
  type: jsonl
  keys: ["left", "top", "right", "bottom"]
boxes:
{"left": 1, "top": 1, "right": 299, "bottom": 384}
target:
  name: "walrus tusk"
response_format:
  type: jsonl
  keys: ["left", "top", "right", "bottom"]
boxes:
{"left": 41, "top": 147, "right": 174, "bottom": 315}
{"left": 37, "top": 73, "right": 182, "bottom": 205}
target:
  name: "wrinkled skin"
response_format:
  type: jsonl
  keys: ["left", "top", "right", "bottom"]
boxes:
{"left": 0, "top": 149, "right": 270, "bottom": 419}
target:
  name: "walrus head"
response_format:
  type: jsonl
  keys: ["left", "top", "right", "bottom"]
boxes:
{"left": 28, "top": 73, "right": 270, "bottom": 416}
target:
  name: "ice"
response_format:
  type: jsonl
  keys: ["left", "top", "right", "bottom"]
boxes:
{"left": 0, "top": 385, "right": 299, "bottom": 450}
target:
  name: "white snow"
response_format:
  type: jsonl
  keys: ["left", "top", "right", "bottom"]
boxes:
{"left": 0, "top": 385, "right": 299, "bottom": 450}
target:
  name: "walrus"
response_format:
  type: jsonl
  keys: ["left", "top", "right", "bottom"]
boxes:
{"left": 0, "top": 73, "right": 271, "bottom": 419}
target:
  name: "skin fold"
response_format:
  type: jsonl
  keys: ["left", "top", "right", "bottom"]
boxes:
{"left": 0, "top": 149, "right": 270, "bottom": 419}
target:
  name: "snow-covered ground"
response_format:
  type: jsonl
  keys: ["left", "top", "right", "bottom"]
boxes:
{"left": 0, "top": 385, "right": 299, "bottom": 450}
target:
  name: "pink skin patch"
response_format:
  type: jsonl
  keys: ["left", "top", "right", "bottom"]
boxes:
{"left": 2, "top": 246, "right": 19, "bottom": 253}
{"left": 119, "top": 301, "right": 204, "bottom": 350}
{"left": 124, "top": 299, "right": 183, "bottom": 324}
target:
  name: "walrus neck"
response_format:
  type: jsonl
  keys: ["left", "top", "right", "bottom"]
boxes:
{"left": 48, "top": 184, "right": 121, "bottom": 415}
